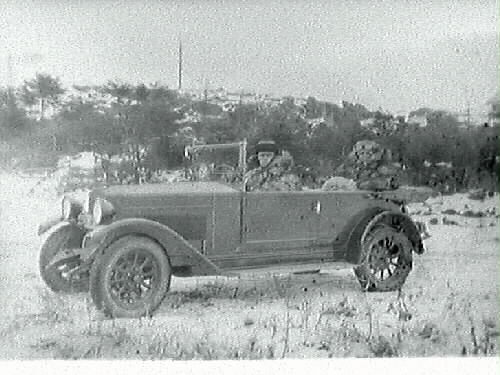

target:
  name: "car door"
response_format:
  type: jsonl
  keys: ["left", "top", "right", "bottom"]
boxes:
{"left": 242, "top": 190, "right": 321, "bottom": 254}
{"left": 315, "top": 191, "right": 376, "bottom": 252}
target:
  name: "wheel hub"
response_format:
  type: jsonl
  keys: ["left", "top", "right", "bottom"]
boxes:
{"left": 370, "top": 245, "right": 391, "bottom": 270}
{"left": 367, "top": 229, "right": 407, "bottom": 280}
{"left": 355, "top": 221, "right": 414, "bottom": 292}
{"left": 109, "top": 250, "right": 158, "bottom": 306}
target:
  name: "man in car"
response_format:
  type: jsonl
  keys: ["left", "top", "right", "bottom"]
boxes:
{"left": 243, "top": 140, "right": 302, "bottom": 192}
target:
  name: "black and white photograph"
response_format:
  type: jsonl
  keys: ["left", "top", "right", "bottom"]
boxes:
{"left": 0, "top": 0, "right": 498, "bottom": 371}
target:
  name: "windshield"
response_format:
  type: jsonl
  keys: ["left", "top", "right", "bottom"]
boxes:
{"left": 184, "top": 141, "right": 247, "bottom": 185}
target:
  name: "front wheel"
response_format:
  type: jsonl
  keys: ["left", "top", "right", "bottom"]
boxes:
{"left": 354, "top": 224, "right": 413, "bottom": 291}
{"left": 89, "top": 236, "right": 172, "bottom": 318}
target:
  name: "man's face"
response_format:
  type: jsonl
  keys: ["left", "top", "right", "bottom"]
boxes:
{"left": 257, "top": 151, "right": 275, "bottom": 168}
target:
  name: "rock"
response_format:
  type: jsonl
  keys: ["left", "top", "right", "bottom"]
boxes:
{"left": 429, "top": 218, "right": 439, "bottom": 225}
{"left": 419, "top": 322, "right": 441, "bottom": 342}
{"left": 460, "top": 210, "right": 486, "bottom": 218}
{"left": 468, "top": 189, "right": 487, "bottom": 201}
{"left": 442, "top": 217, "right": 459, "bottom": 225}
{"left": 357, "top": 176, "right": 399, "bottom": 191}
{"left": 322, "top": 176, "right": 357, "bottom": 191}
{"left": 441, "top": 209, "right": 458, "bottom": 215}
{"left": 483, "top": 317, "right": 497, "bottom": 329}
{"left": 377, "top": 164, "right": 399, "bottom": 176}
{"left": 333, "top": 140, "right": 401, "bottom": 191}
{"left": 485, "top": 207, "right": 497, "bottom": 216}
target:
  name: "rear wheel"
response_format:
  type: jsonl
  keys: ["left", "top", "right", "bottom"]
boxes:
{"left": 354, "top": 224, "right": 413, "bottom": 291}
{"left": 39, "top": 224, "right": 89, "bottom": 293}
{"left": 89, "top": 236, "right": 171, "bottom": 318}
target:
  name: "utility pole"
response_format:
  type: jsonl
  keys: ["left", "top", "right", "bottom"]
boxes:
{"left": 178, "top": 39, "right": 183, "bottom": 91}
{"left": 203, "top": 78, "right": 208, "bottom": 102}
{"left": 203, "top": 78, "right": 208, "bottom": 120}
{"left": 466, "top": 101, "right": 471, "bottom": 127}
{"left": 7, "top": 54, "right": 13, "bottom": 88}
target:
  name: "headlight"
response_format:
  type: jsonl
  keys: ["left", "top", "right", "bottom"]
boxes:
{"left": 83, "top": 191, "right": 91, "bottom": 213}
{"left": 92, "top": 198, "right": 115, "bottom": 225}
{"left": 61, "top": 197, "right": 83, "bottom": 220}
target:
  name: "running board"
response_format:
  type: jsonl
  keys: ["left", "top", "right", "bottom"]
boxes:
{"left": 222, "top": 261, "right": 354, "bottom": 277}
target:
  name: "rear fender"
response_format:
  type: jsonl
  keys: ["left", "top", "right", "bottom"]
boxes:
{"left": 81, "top": 218, "right": 221, "bottom": 276}
{"left": 342, "top": 207, "right": 385, "bottom": 263}
{"left": 345, "top": 210, "right": 425, "bottom": 264}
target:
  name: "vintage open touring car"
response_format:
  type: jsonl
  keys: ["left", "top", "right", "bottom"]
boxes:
{"left": 37, "top": 178, "right": 429, "bottom": 318}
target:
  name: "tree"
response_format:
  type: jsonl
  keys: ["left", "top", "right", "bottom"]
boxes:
{"left": 304, "top": 96, "right": 324, "bottom": 119}
{"left": 0, "top": 87, "right": 29, "bottom": 138}
{"left": 198, "top": 117, "right": 239, "bottom": 144}
{"left": 226, "top": 104, "right": 263, "bottom": 140}
{"left": 134, "top": 83, "right": 150, "bottom": 104}
{"left": 101, "top": 80, "right": 133, "bottom": 104}
{"left": 20, "top": 73, "right": 65, "bottom": 120}
{"left": 191, "top": 101, "right": 223, "bottom": 117}
{"left": 56, "top": 98, "right": 116, "bottom": 153}
{"left": 250, "top": 104, "right": 312, "bottom": 167}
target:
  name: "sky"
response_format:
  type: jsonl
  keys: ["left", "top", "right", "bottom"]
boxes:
{"left": 0, "top": 0, "right": 498, "bottom": 114}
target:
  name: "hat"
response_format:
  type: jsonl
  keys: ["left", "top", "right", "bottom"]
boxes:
{"left": 255, "top": 140, "right": 278, "bottom": 154}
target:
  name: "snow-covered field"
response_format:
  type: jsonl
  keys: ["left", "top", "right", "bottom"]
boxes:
{"left": 0, "top": 173, "right": 498, "bottom": 359}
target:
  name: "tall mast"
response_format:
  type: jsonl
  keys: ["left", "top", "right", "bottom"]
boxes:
{"left": 178, "top": 39, "right": 183, "bottom": 90}
{"left": 7, "top": 54, "right": 13, "bottom": 87}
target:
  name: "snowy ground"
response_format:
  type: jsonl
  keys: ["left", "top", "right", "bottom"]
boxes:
{"left": 0, "top": 173, "right": 498, "bottom": 359}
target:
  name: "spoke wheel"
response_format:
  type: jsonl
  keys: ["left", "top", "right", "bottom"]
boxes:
{"left": 354, "top": 224, "right": 413, "bottom": 292}
{"left": 90, "top": 236, "right": 171, "bottom": 318}
{"left": 108, "top": 250, "right": 160, "bottom": 309}
{"left": 39, "top": 224, "right": 88, "bottom": 293}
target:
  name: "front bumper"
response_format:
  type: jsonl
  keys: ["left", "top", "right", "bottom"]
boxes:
{"left": 79, "top": 225, "right": 108, "bottom": 262}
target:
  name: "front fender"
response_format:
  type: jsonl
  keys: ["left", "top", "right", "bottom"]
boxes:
{"left": 38, "top": 216, "right": 63, "bottom": 236}
{"left": 40, "top": 221, "right": 88, "bottom": 270}
{"left": 81, "top": 218, "right": 221, "bottom": 276}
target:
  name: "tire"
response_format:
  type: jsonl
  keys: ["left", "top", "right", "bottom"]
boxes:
{"left": 39, "top": 224, "right": 89, "bottom": 293}
{"left": 354, "top": 224, "right": 413, "bottom": 292}
{"left": 89, "top": 235, "right": 171, "bottom": 318}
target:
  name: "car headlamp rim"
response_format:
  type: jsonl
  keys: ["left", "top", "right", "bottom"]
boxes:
{"left": 62, "top": 196, "right": 82, "bottom": 220}
{"left": 93, "top": 198, "right": 103, "bottom": 225}
{"left": 62, "top": 197, "right": 71, "bottom": 219}
{"left": 83, "top": 191, "right": 91, "bottom": 213}
{"left": 92, "top": 198, "right": 114, "bottom": 225}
